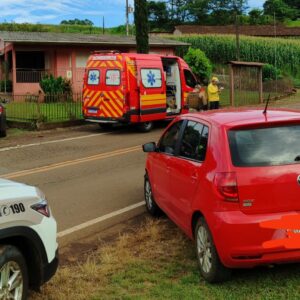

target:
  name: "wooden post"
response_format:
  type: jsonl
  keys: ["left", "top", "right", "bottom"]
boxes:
{"left": 258, "top": 67, "right": 263, "bottom": 103}
{"left": 229, "top": 64, "right": 234, "bottom": 106}
{"left": 12, "top": 46, "right": 16, "bottom": 97}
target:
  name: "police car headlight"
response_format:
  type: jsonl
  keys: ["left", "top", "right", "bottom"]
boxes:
{"left": 32, "top": 188, "right": 50, "bottom": 217}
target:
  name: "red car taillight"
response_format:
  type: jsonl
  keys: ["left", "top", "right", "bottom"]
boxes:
{"left": 31, "top": 200, "right": 50, "bottom": 217}
{"left": 214, "top": 172, "right": 239, "bottom": 202}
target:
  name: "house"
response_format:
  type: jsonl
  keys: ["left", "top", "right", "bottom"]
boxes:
{"left": 0, "top": 31, "right": 187, "bottom": 95}
{"left": 173, "top": 25, "right": 300, "bottom": 37}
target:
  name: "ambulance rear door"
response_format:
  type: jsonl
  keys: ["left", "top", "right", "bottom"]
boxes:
{"left": 136, "top": 58, "right": 166, "bottom": 122}
{"left": 100, "top": 55, "right": 125, "bottom": 120}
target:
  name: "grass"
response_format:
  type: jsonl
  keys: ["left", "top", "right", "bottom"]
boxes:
{"left": 5, "top": 102, "right": 83, "bottom": 122}
{"left": 219, "top": 90, "right": 277, "bottom": 107}
{"left": 285, "top": 20, "right": 300, "bottom": 27}
{"left": 0, "top": 23, "right": 127, "bottom": 35}
{"left": 30, "top": 217, "right": 300, "bottom": 300}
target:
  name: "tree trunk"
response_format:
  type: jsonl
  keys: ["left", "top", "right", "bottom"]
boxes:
{"left": 134, "top": 0, "right": 149, "bottom": 53}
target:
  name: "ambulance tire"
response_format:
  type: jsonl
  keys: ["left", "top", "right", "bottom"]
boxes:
{"left": 99, "top": 123, "right": 113, "bottom": 131}
{"left": 138, "top": 122, "right": 153, "bottom": 132}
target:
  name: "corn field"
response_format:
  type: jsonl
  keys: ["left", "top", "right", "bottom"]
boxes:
{"left": 172, "top": 35, "right": 300, "bottom": 78}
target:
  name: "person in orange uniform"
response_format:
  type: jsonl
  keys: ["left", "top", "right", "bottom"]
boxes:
{"left": 207, "top": 77, "right": 222, "bottom": 110}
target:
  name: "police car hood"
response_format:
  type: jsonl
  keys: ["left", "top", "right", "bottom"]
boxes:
{"left": 0, "top": 178, "right": 40, "bottom": 201}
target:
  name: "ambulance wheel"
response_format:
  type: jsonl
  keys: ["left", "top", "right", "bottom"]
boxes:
{"left": 138, "top": 122, "right": 153, "bottom": 132}
{"left": 99, "top": 123, "right": 113, "bottom": 131}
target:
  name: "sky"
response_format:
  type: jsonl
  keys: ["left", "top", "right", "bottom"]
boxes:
{"left": 0, "top": 0, "right": 264, "bottom": 28}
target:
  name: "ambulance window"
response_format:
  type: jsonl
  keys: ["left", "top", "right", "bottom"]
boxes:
{"left": 184, "top": 70, "right": 197, "bottom": 88}
{"left": 106, "top": 70, "right": 121, "bottom": 86}
{"left": 141, "top": 68, "right": 162, "bottom": 88}
{"left": 87, "top": 70, "right": 100, "bottom": 85}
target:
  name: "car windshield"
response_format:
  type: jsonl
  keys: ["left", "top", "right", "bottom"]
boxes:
{"left": 228, "top": 124, "right": 300, "bottom": 167}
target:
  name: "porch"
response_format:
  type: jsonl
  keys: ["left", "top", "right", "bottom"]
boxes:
{"left": 0, "top": 46, "right": 87, "bottom": 96}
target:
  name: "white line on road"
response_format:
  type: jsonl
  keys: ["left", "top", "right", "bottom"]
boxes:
{"left": 0, "top": 132, "right": 111, "bottom": 152}
{"left": 57, "top": 201, "right": 145, "bottom": 238}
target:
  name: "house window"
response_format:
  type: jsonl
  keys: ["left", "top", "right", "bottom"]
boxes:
{"left": 16, "top": 51, "right": 45, "bottom": 83}
{"left": 76, "top": 54, "right": 89, "bottom": 68}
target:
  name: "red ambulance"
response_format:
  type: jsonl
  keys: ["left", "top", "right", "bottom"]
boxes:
{"left": 82, "top": 52, "right": 198, "bottom": 131}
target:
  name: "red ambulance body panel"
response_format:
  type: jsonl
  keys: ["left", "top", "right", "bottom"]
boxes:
{"left": 82, "top": 52, "right": 197, "bottom": 129}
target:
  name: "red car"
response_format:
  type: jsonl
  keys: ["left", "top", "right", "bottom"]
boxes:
{"left": 143, "top": 109, "right": 300, "bottom": 283}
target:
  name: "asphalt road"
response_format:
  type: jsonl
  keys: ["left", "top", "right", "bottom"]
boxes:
{"left": 0, "top": 124, "right": 164, "bottom": 237}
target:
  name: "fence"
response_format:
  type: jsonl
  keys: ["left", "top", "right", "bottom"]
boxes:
{"left": 0, "top": 93, "right": 83, "bottom": 123}
{"left": 16, "top": 70, "right": 49, "bottom": 83}
{"left": 213, "top": 73, "right": 294, "bottom": 107}
{"left": 0, "top": 78, "right": 295, "bottom": 124}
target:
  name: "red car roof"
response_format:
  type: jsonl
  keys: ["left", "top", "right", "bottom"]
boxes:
{"left": 184, "top": 108, "right": 300, "bottom": 128}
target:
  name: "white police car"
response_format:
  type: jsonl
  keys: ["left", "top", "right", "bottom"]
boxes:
{"left": 0, "top": 178, "right": 58, "bottom": 299}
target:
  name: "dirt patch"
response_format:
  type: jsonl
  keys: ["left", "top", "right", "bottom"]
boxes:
{"left": 59, "top": 213, "right": 149, "bottom": 266}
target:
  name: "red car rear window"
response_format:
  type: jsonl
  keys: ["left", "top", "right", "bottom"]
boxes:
{"left": 228, "top": 124, "right": 300, "bottom": 167}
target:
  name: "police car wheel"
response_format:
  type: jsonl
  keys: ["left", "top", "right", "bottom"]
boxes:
{"left": 144, "top": 175, "right": 162, "bottom": 217}
{"left": 138, "top": 122, "right": 153, "bottom": 132}
{"left": 0, "top": 245, "right": 28, "bottom": 300}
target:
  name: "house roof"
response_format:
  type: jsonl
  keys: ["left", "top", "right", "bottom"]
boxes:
{"left": 174, "top": 25, "right": 300, "bottom": 37}
{"left": 0, "top": 31, "right": 187, "bottom": 47}
{"left": 229, "top": 61, "right": 265, "bottom": 67}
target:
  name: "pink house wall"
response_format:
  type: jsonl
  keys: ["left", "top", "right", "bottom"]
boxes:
{"left": 6, "top": 44, "right": 175, "bottom": 96}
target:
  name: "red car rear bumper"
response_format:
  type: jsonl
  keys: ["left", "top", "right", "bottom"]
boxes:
{"left": 210, "top": 211, "right": 300, "bottom": 268}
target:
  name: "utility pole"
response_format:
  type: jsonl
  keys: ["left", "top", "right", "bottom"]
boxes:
{"left": 126, "top": 0, "right": 129, "bottom": 36}
{"left": 102, "top": 16, "right": 105, "bottom": 34}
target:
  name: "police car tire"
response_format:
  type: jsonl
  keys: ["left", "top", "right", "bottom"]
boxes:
{"left": 144, "top": 175, "right": 162, "bottom": 217}
{"left": 0, "top": 245, "right": 28, "bottom": 300}
{"left": 138, "top": 122, "right": 153, "bottom": 132}
{"left": 195, "top": 218, "right": 231, "bottom": 283}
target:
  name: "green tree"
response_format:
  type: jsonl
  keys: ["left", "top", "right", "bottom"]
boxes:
{"left": 248, "top": 8, "right": 271, "bottom": 24}
{"left": 263, "top": 0, "right": 298, "bottom": 20}
{"left": 186, "top": 0, "right": 210, "bottom": 24}
{"left": 184, "top": 48, "right": 212, "bottom": 83}
{"left": 168, "top": 0, "right": 191, "bottom": 24}
{"left": 134, "top": 0, "right": 149, "bottom": 53}
{"left": 148, "top": 1, "right": 170, "bottom": 31}
{"left": 283, "top": 0, "right": 300, "bottom": 18}
{"left": 60, "top": 19, "right": 94, "bottom": 26}
{"left": 183, "top": 0, "right": 249, "bottom": 25}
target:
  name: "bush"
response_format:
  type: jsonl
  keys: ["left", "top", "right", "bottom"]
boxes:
{"left": 0, "top": 80, "right": 12, "bottom": 93}
{"left": 262, "top": 64, "right": 283, "bottom": 82}
{"left": 40, "top": 75, "right": 72, "bottom": 94}
{"left": 184, "top": 47, "right": 212, "bottom": 84}
{"left": 40, "top": 75, "right": 72, "bottom": 102}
